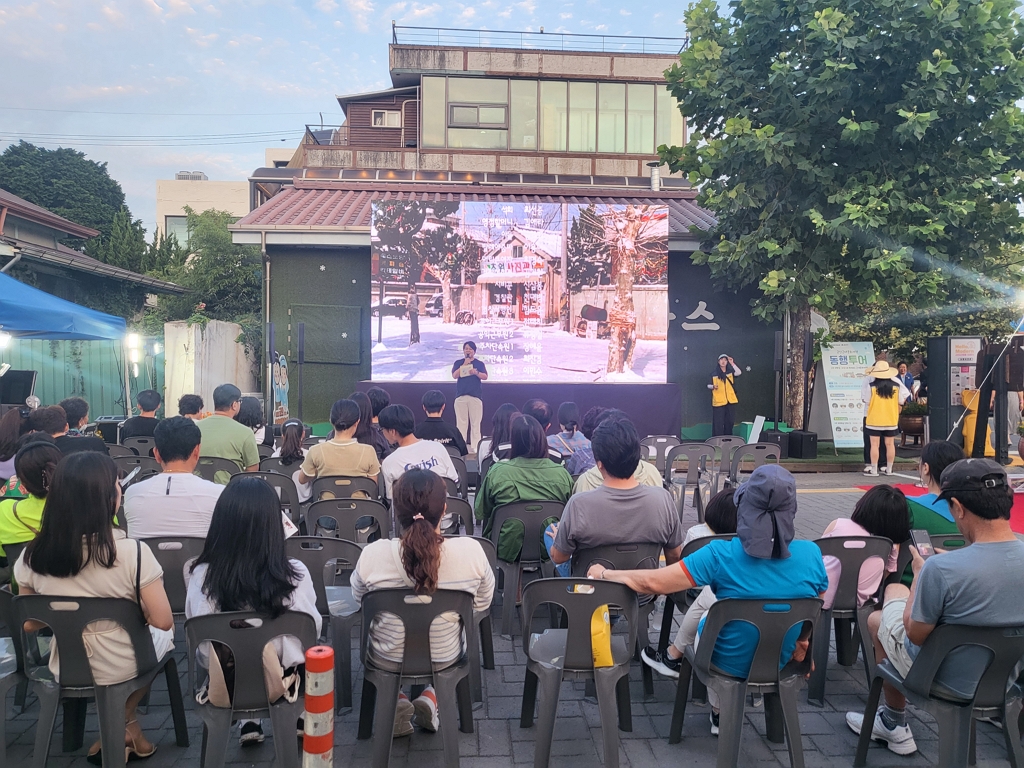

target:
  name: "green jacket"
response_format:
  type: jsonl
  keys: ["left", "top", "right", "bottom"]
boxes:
{"left": 475, "top": 457, "right": 573, "bottom": 562}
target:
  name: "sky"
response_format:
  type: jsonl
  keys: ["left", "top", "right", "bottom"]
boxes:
{"left": 0, "top": 0, "right": 690, "bottom": 235}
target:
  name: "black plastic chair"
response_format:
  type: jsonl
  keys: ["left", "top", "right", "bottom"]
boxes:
{"left": 854, "top": 623, "right": 1024, "bottom": 768}
{"left": 489, "top": 500, "right": 565, "bottom": 637}
{"left": 520, "top": 578, "right": 638, "bottom": 768}
{"left": 257, "top": 443, "right": 275, "bottom": 460}
{"left": 302, "top": 436, "right": 323, "bottom": 449}
{"left": 668, "top": 597, "right": 822, "bottom": 768}
{"left": 665, "top": 444, "right": 716, "bottom": 522}
{"left": 184, "top": 610, "right": 317, "bottom": 768}
{"left": 311, "top": 474, "right": 379, "bottom": 501}
{"left": 641, "top": 435, "right": 682, "bottom": 475}
{"left": 113, "top": 454, "right": 161, "bottom": 479}
{"left": 15, "top": 595, "right": 190, "bottom": 768}
{"left": 444, "top": 495, "right": 475, "bottom": 535}
{"left": 122, "top": 436, "right": 157, "bottom": 457}
{"left": 194, "top": 456, "right": 241, "bottom": 485}
{"left": 142, "top": 536, "right": 206, "bottom": 616}
{"left": 445, "top": 443, "right": 463, "bottom": 458}
{"left": 231, "top": 471, "right": 301, "bottom": 527}
{"left": 107, "top": 444, "right": 136, "bottom": 459}
{"left": 308, "top": 498, "right": 390, "bottom": 542}
{"left": 450, "top": 455, "right": 470, "bottom": 498}
{"left": 356, "top": 588, "right": 476, "bottom": 768}
{"left": 571, "top": 543, "right": 663, "bottom": 695}
{"left": 931, "top": 533, "right": 967, "bottom": 551}
{"left": 726, "top": 442, "right": 781, "bottom": 489}
{"left": 259, "top": 456, "right": 302, "bottom": 476}
{"left": 806, "top": 536, "right": 894, "bottom": 706}
{"left": 284, "top": 536, "right": 362, "bottom": 712}
{"left": 658, "top": 534, "right": 737, "bottom": 654}
{"left": 444, "top": 534, "right": 497, "bottom": 700}
{"left": 0, "top": 586, "right": 27, "bottom": 763}
{"left": 2, "top": 541, "right": 26, "bottom": 576}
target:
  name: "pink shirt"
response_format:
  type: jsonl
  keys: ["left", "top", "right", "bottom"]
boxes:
{"left": 820, "top": 518, "right": 899, "bottom": 610}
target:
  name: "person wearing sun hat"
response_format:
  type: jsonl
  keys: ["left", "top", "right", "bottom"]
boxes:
{"left": 862, "top": 361, "right": 912, "bottom": 476}
{"left": 709, "top": 353, "right": 742, "bottom": 437}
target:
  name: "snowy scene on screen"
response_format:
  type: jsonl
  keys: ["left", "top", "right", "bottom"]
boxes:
{"left": 370, "top": 200, "right": 668, "bottom": 382}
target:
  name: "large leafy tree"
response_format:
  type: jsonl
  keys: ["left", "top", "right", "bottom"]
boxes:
{"left": 662, "top": 0, "right": 1024, "bottom": 425}
{"left": 567, "top": 204, "right": 610, "bottom": 290}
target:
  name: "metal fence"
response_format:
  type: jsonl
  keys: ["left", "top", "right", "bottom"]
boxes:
{"left": 392, "top": 24, "right": 688, "bottom": 55}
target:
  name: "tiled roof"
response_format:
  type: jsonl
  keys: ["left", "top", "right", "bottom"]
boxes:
{"left": 232, "top": 180, "right": 716, "bottom": 235}
{"left": 0, "top": 187, "right": 100, "bottom": 240}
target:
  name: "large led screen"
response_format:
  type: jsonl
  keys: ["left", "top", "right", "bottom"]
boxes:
{"left": 370, "top": 200, "right": 668, "bottom": 382}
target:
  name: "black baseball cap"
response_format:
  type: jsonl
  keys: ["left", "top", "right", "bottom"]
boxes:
{"left": 937, "top": 458, "right": 1008, "bottom": 500}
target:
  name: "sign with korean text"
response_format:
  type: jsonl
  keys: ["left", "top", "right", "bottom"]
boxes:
{"left": 820, "top": 342, "right": 875, "bottom": 448}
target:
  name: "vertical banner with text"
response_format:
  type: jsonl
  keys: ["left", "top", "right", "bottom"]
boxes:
{"left": 820, "top": 342, "right": 875, "bottom": 448}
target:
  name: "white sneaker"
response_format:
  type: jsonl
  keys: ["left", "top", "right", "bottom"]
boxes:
{"left": 412, "top": 688, "right": 440, "bottom": 733}
{"left": 863, "top": 466, "right": 879, "bottom": 476}
{"left": 846, "top": 711, "right": 917, "bottom": 755}
{"left": 394, "top": 695, "right": 414, "bottom": 738}
{"left": 880, "top": 466, "right": 894, "bottom": 476}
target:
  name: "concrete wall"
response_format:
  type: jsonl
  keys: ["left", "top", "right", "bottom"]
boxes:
{"left": 155, "top": 179, "right": 250, "bottom": 236}
{"left": 164, "top": 320, "right": 256, "bottom": 415}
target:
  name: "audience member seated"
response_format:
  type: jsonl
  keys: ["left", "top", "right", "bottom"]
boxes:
{"left": 572, "top": 410, "right": 662, "bottom": 492}
{"left": 548, "top": 401, "right": 590, "bottom": 459}
{"left": 1, "top": 433, "right": 57, "bottom": 499}
{"left": 0, "top": 406, "right": 31, "bottom": 481}
{"left": 30, "top": 405, "right": 109, "bottom": 456}
{"left": 546, "top": 416, "right": 683, "bottom": 577}
{"left": 15, "top": 452, "right": 175, "bottom": 762}
{"left": 124, "top": 416, "right": 224, "bottom": 539}
{"left": 379, "top": 405, "right": 459, "bottom": 500}
{"left": 520, "top": 399, "right": 563, "bottom": 462}
{"left": 477, "top": 403, "right": 520, "bottom": 462}
{"left": 475, "top": 414, "right": 573, "bottom": 563}
{"left": 298, "top": 399, "right": 380, "bottom": 499}
{"left": 845, "top": 458, "right": 1024, "bottom": 756}
{"left": 197, "top": 384, "right": 260, "bottom": 472}
{"left": 0, "top": 440, "right": 61, "bottom": 557}
{"left": 236, "top": 395, "right": 275, "bottom": 449}
{"left": 367, "top": 386, "right": 394, "bottom": 459}
{"left": 593, "top": 464, "right": 828, "bottom": 736}
{"left": 178, "top": 394, "right": 205, "bottom": 420}
{"left": 351, "top": 469, "right": 494, "bottom": 737}
{"left": 563, "top": 406, "right": 608, "bottom": 476}
{"left": 351, "top": 391, "right": 391, "bottom": 461}
{"left": 121, "top": 389, "right": 163, "bottom": 439}
{"left": 58, "top": 396, "right": 91, "bottom": 435}
{"left": 909, "top": 440, "right": 965, "bottom": 536}
{"left": 414, "top": 390, "right": 468, "bottom": 456}
{"left": 641, "top": 490, "right": 738, "bottom": 677}
{"left": 186, "top": 477, "right": 321, "bottom": 747}
{"left": 819, "top": 485, "right": 908, "bottom": 610}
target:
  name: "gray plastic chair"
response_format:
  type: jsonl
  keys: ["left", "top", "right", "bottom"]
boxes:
{"left": 184, "top": 610, "right": 317, "bottom": 768}
{"left": 284, "top": 536, "right": 362, "bottom": 712}
{"left": 259, "top": 456, "right": 302, "bottom": 476}
{"left": 665, "top": 444, "right": 716, "bottom": 522}
{"left": 114, "top": 454, "right": 161, "bottom": 478}
{"left": 257, "top": 443, "right": 275, "bottom": 460}
{"left": 444, "top": 496, "right": 475, "bottom": 535}
{"left": 15, "top": 595, "right": 190, "bottom": 768}
{"left": 308, "top": 498, "right": 391, "bottom": 542}
{"left": 854, "top": 623, "right": 1024, "bottom": 768}
{"left": 489, "top": 500, "right": 565, "bottom": 637}
{"left": 311, "top": 474, "right": 379, "bottom": 501}
{"left": 704, "top": 436, "right": 746, "bottom": 492}
{"left": 641, "top": 435, "right": 682, "bottom": 474}
{"left": 195, "top": 456, "right": 241, "bottom": 485}
{"left": 107, "top": 444, "right": 136, "bottom": 459}
{"left": 121, "top": 436, "right": 156, "bottom": 457}
{"left": 2, "top": 541, "right": 26, "bottom": 577}
{"left": 519, "top": 578, "right": 638, "bottom": 768}
{"left": 806, "top": 536, "right": 894, "bottom": 706}
{"left": 931, "top": 533, "right": 967, "bottom": 551}
{"left": 444, "top": 477, "right": 460, "bottom": 498}
{"left": 668, "top": 597, "right": 822, "bottom": 768}
{"left": 445, "top": 534, "right": 498, "bottom": 682}
{"left": 450, "top": 455, "right": 470, "bottom": 498}
{"left": 445, "top": 443, "right": 463, "bottom": 458}
{"left": 356, "top": 588, "right": 476, "bottom": 768}
{"left": 726, "top": 442, "right": 781, "bottom": 489}
{"left": 232, "top": 471, "right": 301, "bottom": 528}
{"left": 0, "top": 586, "right": 27, "bottom": 763}
{"left": 571, "top": 543, "right": 663, "bottom": 695}
{"left": 142, "top": 536, "right": 206, "bottom": 615}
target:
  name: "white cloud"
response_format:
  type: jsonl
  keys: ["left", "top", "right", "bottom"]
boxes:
{"left": 185, "top": 27, "right": 218, "bottom": 47}
{"left": 314, "top": 0, "right": 339, "bottom": 11}
{"left": 102, "top": 4, "right": 125, "bottom": 24}
{"left": 408, "top": 3, "right": 441, "bottom": 18}
{"left": 345, "top": 0, "right": 373, "bottom": 32}
{"left": 619, "top": 8, "right": 630, "bottom": 14}
{"left": 559, "top": 12, "right": 571, "bottom": 18}
{"left": 165, "top": 0, "right": 195, "bottom": 17}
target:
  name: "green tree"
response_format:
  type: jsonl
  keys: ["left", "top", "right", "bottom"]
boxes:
{"left": 661, "top": 0, "right": 1024, "bottom": 425}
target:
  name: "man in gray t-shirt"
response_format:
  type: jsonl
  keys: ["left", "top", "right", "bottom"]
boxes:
{"left": 846, "top": 458, "right": 1024, "bottom": 757}
{"left": 545, "top": 417, "right": 683, "bottom": 576}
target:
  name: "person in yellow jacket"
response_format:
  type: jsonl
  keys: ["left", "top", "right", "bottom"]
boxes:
{"left": 0, "top": 439, "right": 61, "bottom": 560}
{"left": 862, "top": 361, "right": 910, "bottom": 476}
{"left": 709, "top": 354, "right": 742, "bottom": 437}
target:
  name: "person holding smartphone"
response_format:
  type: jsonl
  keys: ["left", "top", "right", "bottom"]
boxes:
{"left": 451, "top": 340, "right": 488, "bottom": 452}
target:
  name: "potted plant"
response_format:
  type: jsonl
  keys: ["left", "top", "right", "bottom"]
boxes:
{"left": 899, "top": 401, "right": 928, "bottom": 446}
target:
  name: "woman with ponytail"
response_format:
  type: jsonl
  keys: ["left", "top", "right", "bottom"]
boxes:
{"left": 297, "top": 398, "right": 380, "bottom": 486}
{"left": 548, "top": 401, "right": 590, "bottom": 458}
{"left": 0, "top": 438, "right": 62, "bottom": 552}
{"left": 351, "top": 468, "right": 494, "bottom": 738}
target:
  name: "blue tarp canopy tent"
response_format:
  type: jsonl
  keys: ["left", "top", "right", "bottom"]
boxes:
{"left": 0, "top": 272, "right": 127, "bottom": 340}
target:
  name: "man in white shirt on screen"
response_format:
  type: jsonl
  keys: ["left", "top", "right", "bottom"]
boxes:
{"left": 378, "top": 404, "right": 459, "bottom": 500}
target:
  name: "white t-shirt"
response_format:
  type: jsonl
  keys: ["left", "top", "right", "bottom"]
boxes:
{"left": 123, "top": 472, "right": 224, "bottom": 539}
{"left": 380, "top": 439, "right": 459, "bottom": 499}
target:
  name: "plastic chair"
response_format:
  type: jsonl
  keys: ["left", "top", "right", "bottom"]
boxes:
{"left": 704, "top": 436, "right": 746, "bottom": 492}
{"left": 2, "top": 541, "right": 26, "bottom": 576}
{"left": 444, "top": 477, "right": 460, "bottom": 498}
{"left": 257, "top": 443, "right": 275, "bottom": 460}
{"left": 445, "top": 443, "right": 463, "bottom": 458}
{"left": 308, "top": 498, "right": 391, "bottom": 542}
{"left": 113, "top": 454, "right": 161, "bottom": 478}
{"left": 107, "top": 444, "right": 136, "bottom": 459}
{"left": 665, "top": 444, "right": 716, "bottom": 522}
{"left": 311, "top": 474, "right": 379, "bottom": 501}
{"left": 142, "top": 537, "right": 206, "bottom": 616}
{"left": 450, "top": 455, "right": 470, "bottom": 498}
{"left": 260, "top": 456, "right": 302, "bottom": 476}
{"left": 931, "top": 533, "right": 967, "bottom": 551}
{"left": 489, "top": 500, "right": 565, "bottom": 637}
{"left": 444, "top": 496, "right": 475, "bottom": 535}
{"left": 122, "top": 436, "right": 156, "bottom": 457}
{"left": 854, "top": 623, "right": 1024, "bottom": 768}
{"left": 519, "top": 578, "right": 638, "bottom": 768}
{"left": 444, "top": 534, "right": 498, "bottom": 699}
{"left": 194, "top": 456, "right": 241, "bottom": 485}
{"left": 356, "top": 588, "right": 476, "bottom": 768}
{"left": 806, "top": 536, "right": 895, "bottom": 706}
{"left": 0, "top": 586, "right": 27, "bottom": 763}
{"left": 571, "top": 543, "right": 663, "bottom": 695}
{"left": 284, "top": 536, "right": 363, "bottom": 712}
{"left": 302, "top": 436, "right": 324, "bottom": 449}
{"left": 641, "top": 435, "right": 682, "bottom": 474}
{"left": 232, "top": 471, "right": 301, "bottom": 527}
{"left": 184, "top": 610, "right": 317, "bottom": 768}
{"left": 668, "top": 597, "right": 822, "bottom": 768}
{"left": 15, "top": 595, "right": 190, "bottom": 768}
{"left": 479, "top": 454, "right": 495, "bottom": 486}
{"left": 726, "top": 443, "right": 781, "bottom": 489}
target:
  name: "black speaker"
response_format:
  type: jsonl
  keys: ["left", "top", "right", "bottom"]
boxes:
{"left": 788, "top": 430, "right": 818, "bottom": 459}
{"left": 803, "top": 330, "right": 814, "bottom": 373}
{"left": 93, "top": 416, "right": 125, "bottom": 444}
{"left": 760, "top": 430, "right": 790, "bottom": 459}
{"left": 774, "top": 331, "right": 785, "bottom": 372}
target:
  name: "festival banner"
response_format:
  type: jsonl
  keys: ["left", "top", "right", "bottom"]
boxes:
{"left": 820, "top": 342, "right": 875, "bottom": 448}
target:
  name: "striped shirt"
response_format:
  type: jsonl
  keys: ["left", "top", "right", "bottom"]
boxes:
{"left": 351, "top": 537, "right": 494, "bottom": 666}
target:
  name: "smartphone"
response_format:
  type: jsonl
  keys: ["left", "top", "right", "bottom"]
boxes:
{"left": 910, "top": 529, "right": 935, "bottom": 559}
{"left": 119, "top": 466, "right": 141, "bottom": 488}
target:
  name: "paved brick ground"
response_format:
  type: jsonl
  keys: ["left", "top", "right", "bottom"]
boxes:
{"left": 3, "top": 471, "right": 1021, "bottom": 767}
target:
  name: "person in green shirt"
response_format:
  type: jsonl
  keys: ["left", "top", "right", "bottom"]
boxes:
{"left": 900, "top": 440, "right": 965, "bottom": 584}
{"left": 196, "top": 383, "right": 260, "bottom": 477}
{"left": 0, "top": 440, "right": 61, "bottom": 557}
{"left": 475, "top": 414, "right": 573, "bottom": 562}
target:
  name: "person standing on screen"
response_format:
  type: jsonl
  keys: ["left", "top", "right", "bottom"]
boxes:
{"left": 451, "top": 341, "right": 488, "bottom": 452}
{"left": 709, "top": 354, "right": 741, "bottom": 437}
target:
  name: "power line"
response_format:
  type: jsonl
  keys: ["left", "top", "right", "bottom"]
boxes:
{"left": 0, "top": 106, "right": 323, "bottom": 117}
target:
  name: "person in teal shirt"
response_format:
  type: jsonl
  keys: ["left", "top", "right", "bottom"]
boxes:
{"left": 901, "top": 441, "right": 965, "bottom": 583}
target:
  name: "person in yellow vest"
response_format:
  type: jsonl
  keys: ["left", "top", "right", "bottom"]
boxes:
{"left": 862, "top": 361, "right": 911, "bottom": 476}
{"left": 959, "top": 388, "right": 996, "bottom": 458}
{"left": 709, "top": 354, "right": 742, "bottom": 437}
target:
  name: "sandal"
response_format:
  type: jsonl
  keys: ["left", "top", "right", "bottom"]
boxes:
{"left": 88, "top": 721, "right": 157, "bottom": 764}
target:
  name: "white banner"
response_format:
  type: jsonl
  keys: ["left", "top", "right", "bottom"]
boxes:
{"left": 821, "top": 342, "right": 875, "bottom": 448}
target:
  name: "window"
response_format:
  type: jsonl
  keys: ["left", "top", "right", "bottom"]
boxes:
{"left": 448, "top": 104, "right": 508, "bottom": 128}
{"left": 371, "top": 109, "right": 401, "bottom": 128}
{"left": 512, "top": 245, "right": 524, "bottom": 259}
{"left": 656, "top": 85, "right": 685, "bottom": 148}
{"left": 447, "top": 128, "right": 509, "bottom": 149}
{"left": 598, "top": 83, "right": 626, "bottom": 154}
{"left": 421, "top": 76, "right": 446, "bottom": 148}
{"left": 627, "top": 83, "right": 655, "bottom": 154}
{"left": 510, "top": 80, "right": 538, "bottom": 150}
{"left": 448, "top": 77, "right": 508, "bottom": 104}
{"left": 164, "top": 216, "right": 188, "bottom": 245}
{"left": 568, "top": 82, "right": 597, "bottom": 153}
{"left": 539, "top": 81, "right": 568, "bottom": 152}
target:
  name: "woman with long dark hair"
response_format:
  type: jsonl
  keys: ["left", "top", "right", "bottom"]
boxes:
{"left": 351, "top": 469, "right": 493, "bottom": 737}
{"left": 186, "top": 477, "right": 320, "bottom": 746}
{"left": 15, "top": 452, "right": 174, "bottom": 763}
{"left": 479, "top": 402, "right": 520, "bottom": 461}
{"left": 709, "top": 354, "right": 742, "bottom": 437}
{"left": 350, "top": 391, "right": 391, "bottom": 461}
{"left": 273, "top": 418, "right": 306, "bottom": 466}
{"left": 0, "top": 406, "right": 31, "bottom": 481}
{"left": 235, "top": 395, "right": 274, "bottom": 447}
{"left": 0, "top": 439, "right": 61, "bottom": 553}
{"left": 862, "top": 362, "right": 910, "bottom": 476}
{"left": 548, "top": 401, "right": 590, "bottom": 458}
